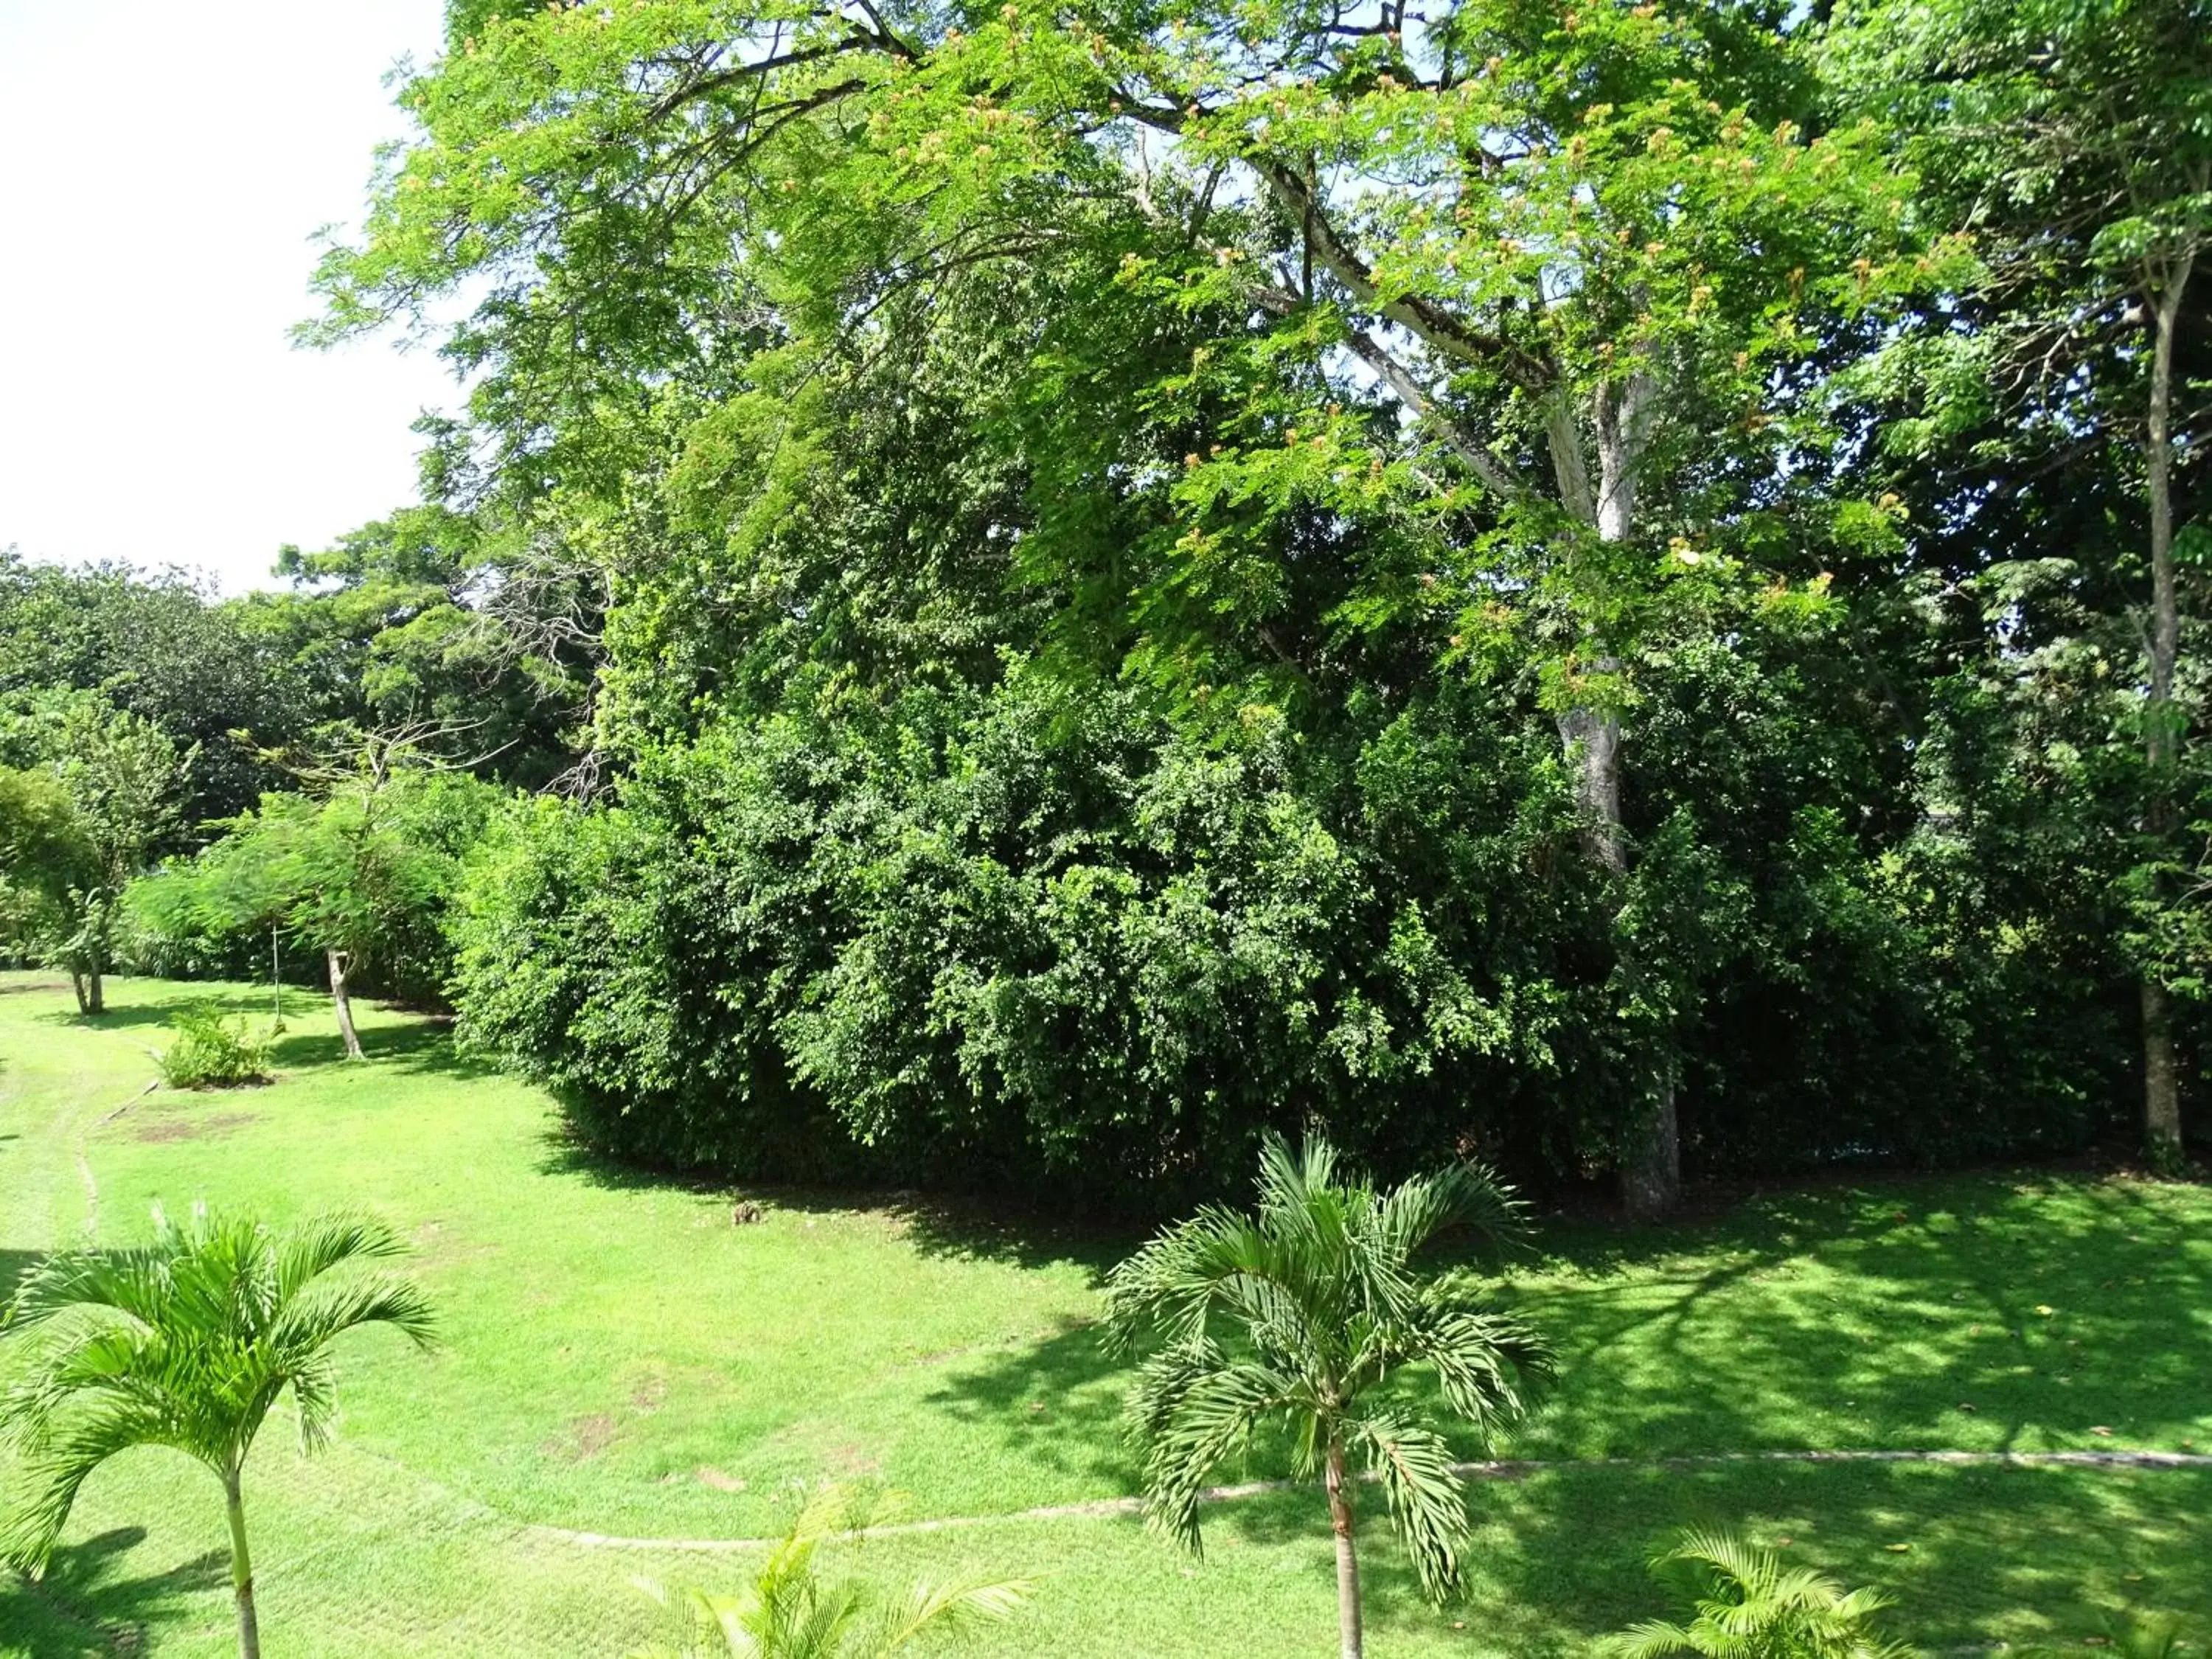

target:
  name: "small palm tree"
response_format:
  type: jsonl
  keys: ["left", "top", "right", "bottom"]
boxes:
{"left": 0, "top": 1205, "right": 435, "bottom": 1659}
{"left": 628, "top": 1484, "right": 1028, "bottom": 1658}
{"left": 1105, "top": 1133, "right": 1554, "bottom": 1659}
{"left": 1609, "top": 1529, "right": 1918, "bottom": 1659}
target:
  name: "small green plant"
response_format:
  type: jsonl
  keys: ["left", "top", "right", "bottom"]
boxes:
{"left": 1607, "top": 1529, "right": 1916, "bottom": 1658}
{"left": 627, "top": 1483, "right": 1027, "bottom": 1658}
{"left": 0, "top": 1205, "right": 436, "bottom": 1659}
{"left": 159, "top": 1005, "right": 271, "bottom": 1088}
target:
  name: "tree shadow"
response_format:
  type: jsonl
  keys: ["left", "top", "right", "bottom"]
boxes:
{"left": 919, "top": 1311, "right": 1138, "bottom": 1492}
{"left": 261, "top": 1016, "right": 495, "bottom": 1081}
{"left": 912, "top": 1163, "right": 2212, "bottom": 1627}
{"left": 1154, "top": 1456, "right": 2211, "bottom": 1653}
{"left": 27, "top": 988, "right": 498, "bottom": 1082}
{"left": 534, "top": 1128, "right": 1136, "bottom": 1278}
{"left": 1486, "top": 1169, "right": 2212, "bottom": 1464}
{"left": 0, "top": 1529, "right": 228, "bottom": 1658}
{"left": 1462, "top": 1456, "right": 2212, "bottom": 1652}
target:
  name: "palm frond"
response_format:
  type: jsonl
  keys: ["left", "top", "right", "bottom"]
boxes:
{"left": 860, "top": 1576, "right": 1032, "bottom": 1654}
{"left": 273, "top": 1210, "right": 411, "bottom": 1300}
{"left": 1346, "top": 1411, "right": 1472, "bottom": 1601}
{"left": 268, "top": 1269, "right": 437, "bottom": 1358}
{"left": 0, "top": 1393, "right": 170, "bottom": 1572}
{"left": 1378, "top": 1160, "right": 1530, "bottom": 1263}
{"left": 4, "top": 1248, "right": 170, "bottom": 1335}
{"left": 1603, "top": 1617, "right": 1716, "bottom": 1659}
{"left": 1384, "top": 1301, "right": 1555, "bottom": 1433}
{"left": 1138, "top": 1352, "right": 1304, "bottom": 1552}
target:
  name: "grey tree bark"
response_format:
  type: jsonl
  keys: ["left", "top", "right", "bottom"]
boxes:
{"left": 1549, "top": 377, "right": 1681, "bottom": 1218}
{"left": 2140, "top": 241, "right": 2195, "bottom": 1163}
{"left": 327, "top": 947, "right": 364, "bottom": 1061}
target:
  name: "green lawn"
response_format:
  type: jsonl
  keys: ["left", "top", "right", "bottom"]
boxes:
{"left": 2, "top": 973, "right": 2208, "bottom": 1655}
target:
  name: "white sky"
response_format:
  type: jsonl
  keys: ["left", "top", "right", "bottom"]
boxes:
{"left": 0, "top": 0, "right": 456, "bottom": 594}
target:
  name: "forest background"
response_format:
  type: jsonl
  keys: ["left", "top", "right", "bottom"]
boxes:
{"left": 3, "top": 0, "right": 2208, "bottom": 1219}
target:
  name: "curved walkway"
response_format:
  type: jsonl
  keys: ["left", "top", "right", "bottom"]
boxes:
{"left": 524, "top": 1445, "right": 2212, "bottom": 1554}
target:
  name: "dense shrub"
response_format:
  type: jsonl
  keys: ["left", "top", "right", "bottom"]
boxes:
{"left": 158, "top": 1006, "right": 271, "bottom": 1089}
{"left": 451, "top": 639, "right": 2147, "bottom": 1212}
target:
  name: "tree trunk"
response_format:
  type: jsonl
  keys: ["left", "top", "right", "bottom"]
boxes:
{"left": 327, "top": 947, "right": 364, "bottom": 1061}
{"left": 1552, "top": 378, "right": 1681, "bottom": 1218}
{"left": 1324, "top": 1434, "right": 1363, "bottom": 1659}
{"left": 85, "top": 967, "right": 103, "bottom": 1017}
{"left": 223, "top": 1470, "right": 260, "bottom": 1659}
{"left": 70, "top": 968, "right": 90, "bottom": 1016}
{"left": 2140, "top": 250, "right": 2194, "bottom": 1164}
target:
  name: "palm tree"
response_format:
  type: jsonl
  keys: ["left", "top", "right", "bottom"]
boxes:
{"left": 1105, "top": 1133, "right": 1554, "bottom": 1659}
{"left": 1608, "top": 1530, "right": 1917, "bottom": 1659}
{"left": 629, "top": 1484, "right": 1028, "bottom": 1658}
{"left": 0, "top": 1206, "right": 436, "bottom": 1659}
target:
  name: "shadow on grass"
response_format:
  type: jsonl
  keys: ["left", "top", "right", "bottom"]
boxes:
{"left": 0, "top": 1529, "right": 228, "bottom": 1658}
{"left": 1190, "top": 1456, "right": 2211, "bottom": 1654}
{"left": 31, "top": 989, "right": 498, "bottom": 1082}
{"left": 260, "top": 1016, "right": 497, "bottom": 1082}
{"left": 1483, "top": 1171, "right": 2212, "bottom": 1464}
{"left": 917, "top": 1310, "right": 1138, "bottom": 1492}
{"left": 900, "top": 1164, "right": 2211, "bottom": 1602}
{"left": 533, "top": 1127, "right": 1138, "bottom": 1279}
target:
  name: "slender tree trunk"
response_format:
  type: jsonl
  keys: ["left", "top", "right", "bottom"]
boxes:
{"left": 271, "top": 924, "right": 284, "bottom": 1030}
{"left": 2141, "top": 251, "right": 2194, "bottom": 1164}
{"left": 86, "top": 967, "right": 103, "bottom": 1016}
{"left": 223, "top": 1469, "right": 260, "bottom": 1659}
{"left": 327, "top": 947, "right": 364, "bottom": 1060}
{"left": 70, "top": 968, "right": 90, "bottom": 1015}
{"left": 1551, "top": 378, "right": 1682, "bottom": 1218}
{"left": 1324, "top": 1433, "right": 1363, "bottom": 1659}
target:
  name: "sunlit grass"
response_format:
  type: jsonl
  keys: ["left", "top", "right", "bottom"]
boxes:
{"left": 2, "top": 973, "right": 2205, "bottom": 1655}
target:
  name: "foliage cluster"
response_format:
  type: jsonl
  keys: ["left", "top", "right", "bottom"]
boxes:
{"left": 4, "top": 0, "right": 2205, "bottom": 1206}
{"left": 157, "top": 1005, "right": 275, "bottom": 1090}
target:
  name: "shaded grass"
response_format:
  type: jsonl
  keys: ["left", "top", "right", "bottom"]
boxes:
{"left": 1, "top": 973, "right": 2206, "bottom": 1655}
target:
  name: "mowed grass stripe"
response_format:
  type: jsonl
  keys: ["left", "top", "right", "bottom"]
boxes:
{"left": 4, "top": 973, "right": 2208, "bottom": 1655}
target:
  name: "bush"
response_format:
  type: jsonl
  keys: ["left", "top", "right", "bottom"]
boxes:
{"left": 1607, "top": 1529, "right": 1913, "bottom": 1658}
{"left": 158, "top": 1006, "right": 271, "bottom": 1089}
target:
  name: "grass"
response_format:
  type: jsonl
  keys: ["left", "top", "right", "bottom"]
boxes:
{"left": 1, "top": 971, "right": 2208, "bottom": 1655}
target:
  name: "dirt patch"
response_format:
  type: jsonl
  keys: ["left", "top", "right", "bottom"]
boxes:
{"left": 542, "top": 1413, "right": 619, "bottom": 1462}
{"left": 698, "top": 1467, "right": 747, "bottom": 1493}
{"left": 134, "top": 1113, "right": 260, "bottom": 1144}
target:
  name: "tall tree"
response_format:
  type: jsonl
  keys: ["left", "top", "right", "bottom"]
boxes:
{"left": 1831, "top": 0, "right": 2212, "bottom": 1160}
{"left": 131, "top": 751, "right": 501, "bottom": 1056}
{"left": 0, "top": 692, "right": 194, "bottom": 1013}
{"left": 316, "top": 0, "right": 1945, "bottom": 1211}
{"left": 0, "top": 550, "right": 312, "bottom": 827}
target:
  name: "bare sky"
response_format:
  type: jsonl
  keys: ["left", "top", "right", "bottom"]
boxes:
{"left": 0, "top": 0, "right": 455, "bottom": 594}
